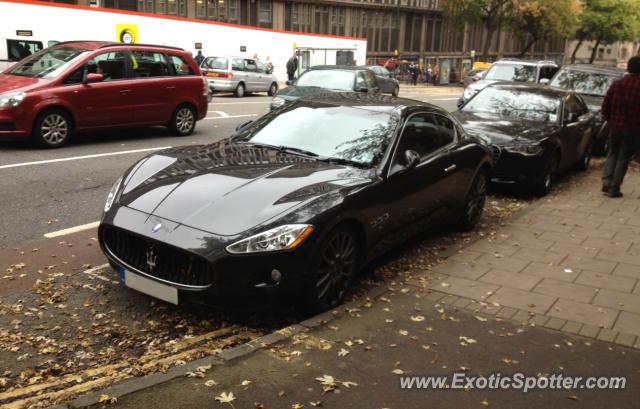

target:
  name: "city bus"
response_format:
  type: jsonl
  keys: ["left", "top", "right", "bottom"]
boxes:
{"left": 0, "top": 0, "right": 367, "bottom": 81}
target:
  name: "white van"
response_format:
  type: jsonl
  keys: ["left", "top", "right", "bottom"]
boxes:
{"left": 0, "top": 38, "right": 45, "bottom": 72}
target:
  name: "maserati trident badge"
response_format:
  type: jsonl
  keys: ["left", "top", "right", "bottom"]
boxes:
{"left": 146, "top": 246, "right": 157, "bottom": 273}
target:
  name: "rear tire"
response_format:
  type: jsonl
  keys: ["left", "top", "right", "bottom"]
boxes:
{"left": 457, "top": 170, "right": 487, "bottom": 231}
{"left": 32, "top": 109, "right": 73, "bottom": 148}
{"left": 235, "top": 83, "right": 245, "bottom": 98}
{"left": 305, "top": 226, "right": 359, "bottom": 313}
{"left": 169, "top": 104, "right": 196, "bottom": 136}
{"left": 533, "top": 151, "right": 560, "bottom": 197}
{"left": 267, "top": 82, "right": 278, "bottom": 96}
{"left": 392, "top": 85, "right": 399, "bottom": 97}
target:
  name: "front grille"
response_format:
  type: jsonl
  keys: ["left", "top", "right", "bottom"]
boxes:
{"left": 490, "top": 145, "right": 501, "bottom": 164}
{"left": 102, "top": 226, "right": 214, "bottom": 287}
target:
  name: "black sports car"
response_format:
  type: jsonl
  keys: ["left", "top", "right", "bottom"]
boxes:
{"left": 454, "top": 83, "right": 595, "bottom": 196}
{"left": 99, "top": 93, "right": 492, "bottom": 311}
{"left": 270, "top": 66, "right": 380, "bottom": 110}
{"left": 549, "top": 64, "right": 624, "bottom": 155}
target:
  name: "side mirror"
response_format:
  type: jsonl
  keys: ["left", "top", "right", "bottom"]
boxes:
{"left": 235, "top": 120, "right": 253, "bottom": 131}
{"left": 85, "top": 73, "right": 104, "bottom": 83}
{"left": 404, "top": 150, "right": 420, "bottom": 170}
{"left": 539, "top": 78, "right": 550, "bottom": 85}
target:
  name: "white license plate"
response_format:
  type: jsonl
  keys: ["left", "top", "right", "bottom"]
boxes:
{"left": 124, "top": 269, "right": 178, "bottom": 305}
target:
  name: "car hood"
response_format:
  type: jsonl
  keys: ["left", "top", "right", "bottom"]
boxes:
{"left": 275, "top": 85, "right": 339, "bottom": 101}
{"left": 0, "top": 73, "right": 49, "bottom": 93}
{"left": 579, "top": 94, "right": 604, "bottom": 113}
{"left": 118, "top": 141, "right": 372, "bottom": 236}
{"left": 454, "top": 111, "right": 559, "bottom": 144}
{"left": 466, "top": 79, "right": 500, "bottom": 93}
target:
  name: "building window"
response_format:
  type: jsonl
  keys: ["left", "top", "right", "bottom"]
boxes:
{"left": 138, "top": 0, "right": 154, "bottom": 12}
{"left": 330, "top": 7, "right": 345, "bottom": 36}
{"left": 155, "top": 0, "right": 166, "bottom": 13}
{"left": 259, "top": 0, "right": 272, "bottom": 25}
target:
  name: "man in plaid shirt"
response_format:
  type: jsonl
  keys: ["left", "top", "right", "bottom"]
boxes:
{"left": 601, "top": 56, "right": 640, "bottom": 197}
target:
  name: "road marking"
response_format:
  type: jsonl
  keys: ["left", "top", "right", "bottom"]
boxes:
{"left": 209, "top": 110, "right": 230, "bottom": 117}
{"left": 0, "top": 146, "right": 171, "bottom": 170}
{"left": 203, "top": 114, "right": 258, "bottom": 120}
{"left": 44, "top": 221, "right": 100, "bottom": 238}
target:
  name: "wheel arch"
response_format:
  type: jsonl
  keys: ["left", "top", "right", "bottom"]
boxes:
{"left": 33, "top": 104, "right": 76, "bottom": 132}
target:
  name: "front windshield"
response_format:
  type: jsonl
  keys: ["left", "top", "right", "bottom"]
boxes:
{"left": 236, "top": 104, "right": 396, "bottom": 166}
{"left": 8, "top": 47, "right": 89, "bottom": 78}
{"left": 462, "top": 87, "right": 560, "bottom": 123}
{"left": 550, "top": 69, "right": 619, "bottom": 96}
{"left": 296, "top": 70, "right": 355, "bottom": 91}
{"left": 484, "top": 64, "right": 536, "bottom": 82}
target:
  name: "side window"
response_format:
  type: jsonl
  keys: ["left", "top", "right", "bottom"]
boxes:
{"left": 365, "top": 71, "right": 377, "bottom": 89}
{"left": 7, "top": 40, "right": 43, "bottom": 61}
{"left": 563, "top": 96, "right": 578, "bottom": 121}
{"left": 380, "top": 67, "right": 391, "bottom": 77}
{"left": 396, "top": 112, "right": 454, "bottom": 161}
{"left": 167, "top": 54, "right": 194, "bottom": 76}
{"left": 256, "top": 60, "right": 266, "bottom": 73}
{"left": 88, "top": 52, "right": 126, "bottom": 81}
{"left": 63, "top": 65, "right": 85, "bottom": 85}
{"left": 355, "top": 71, "right": 367, "bottom": 89}
{"left": 575, "top": 95, "right": 589, "bottom": 116}
{"left": 131, "top": 51, "right": 170, "bottom": 78}
{"left": 231, "top": 58, "right": 244, "bottom": 71}
{"left": 244, "top": 59, "right": 258, "bottom": 72}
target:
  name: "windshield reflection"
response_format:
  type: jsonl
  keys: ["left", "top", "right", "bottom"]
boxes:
{"left": 462, "top": 87, "right": 560, "bottom": 123}
{"left": 484, "top": 65, "right": 536, "bottom": 82}
{"left": 550, "top": 70, "right": 620, "bottom": 96}
{"left": 8, "top": 47, "right": 88, "bottom": 78}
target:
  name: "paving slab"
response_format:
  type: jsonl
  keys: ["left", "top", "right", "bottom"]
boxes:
{"left": 613, "top": 311, "right": 640, "bottom": 337}
{"left": 575, "top": 271, "right": 637, "bottom": 293}
{"left": 612, "top": 262, "right": 640, "bottom": 280}
{"left": 562, "top": 255, "right": 617, "bottom": 274}
{"left": 478, "top": 269, "right": 542, "bottom": 291}
{"left": 532, "top": 278, "right": 598, "bottom": 304}
{"left": 487, "top": 287, "right": 556, "bottom": 315}
{"left": 520, "top": 262, "right": 579, "bottom": 282}
{"left": 548, "top": 299, "right": 619, "bottom": 328}
{"left": 473, "top": 253, "right": 531, "bottom": 273}
{"left": 430, "top": 276, "right": 498, "bottom": 301}
{"left": 512, "top": 247, "right": 567, "bottom": 264}
{"left": 431, "top": 259, "right": 491, "bottom": 280}
{"left": 592, "top": 289, "right": 640, "bottom": 315}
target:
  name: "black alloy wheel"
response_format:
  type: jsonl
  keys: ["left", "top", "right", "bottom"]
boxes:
{"left": 307, "top": 227, "right": 359, "bottom": 312}
{"left": 33, "top": 109, "right": 73, "bottom": 148}
{"left": 169, "top": 104, "right": 196, "bottom": 136}
{"left": 534, "top": 151, "right": 560, "bottom": 197}
{"left": 457, "top": 171, "right": 487, "bottom": 231}
{"left": 578, "top": 138, "right": 593, "bottom": 172}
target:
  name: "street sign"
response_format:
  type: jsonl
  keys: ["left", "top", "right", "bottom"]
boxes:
{"left": 195, "top": 42, "right": 202, "bottom": 49}
{"left": 16, "top": 30, "right": 33, "bottom": 37}
{"left": 240, "top": 46, "right": 246, "bottom": 52}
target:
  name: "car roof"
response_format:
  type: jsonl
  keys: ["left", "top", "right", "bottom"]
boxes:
{"left": 493, "top": 58, "right": 557, "bottom": 67}
{"left": 488, "top": 82, "right": 570, "bottom": 98}
{"left": 52, "top": 41, "right": 185, "bottom": 52}
{"left": 558, "top": 64, "right": 624, "bottom": 75}
{"left": 294, "top": 92, "right": 448, "bottom": 115}
{"left": 308, "top": 65, "right": 370, "bottom": 72}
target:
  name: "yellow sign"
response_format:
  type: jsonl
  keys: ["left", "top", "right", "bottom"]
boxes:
{"left": 116, "top": 23, "right": 138, "bottom": 44}
{"left": 293, "top": 42, "right": 297, "bottom": 50}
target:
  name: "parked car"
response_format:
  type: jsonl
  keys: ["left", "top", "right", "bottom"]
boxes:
{"left": 270, "top": 66, "right": 380, "bottom": 110}
{"left": 363, "top": 65, "right": 400, "bottom": 96}
{"left": 99, "top": 93, "right": 492, "bottom": 311}
{"left": 0, "top": 38, "right": 44, "bottom": 72}
{"left": 0, "top": 41, "right": 208, "bottom": 148}
{"left": 454, "top": 83, "right": 595, "bottom": 196}
{"left": 458, "top": 59, "right": 559, "bottom": 107}
{"left": 201, "top": 55, "right": 278, "bottom": 98}
{"left": 462, "top": 69, "right": 486, "bottom": 88}
{"left": 549, "top": 64, "right": 624, "bottom": 155}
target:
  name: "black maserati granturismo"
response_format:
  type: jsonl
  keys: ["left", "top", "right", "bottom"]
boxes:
{"left": 99, "top": 93, "right": 492, "bottom": 311}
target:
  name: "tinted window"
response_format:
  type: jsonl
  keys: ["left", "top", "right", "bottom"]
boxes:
{"left": 244, "top": 59, "right": 258, "bottom": 72}
{"left": 462, "top": 87, "right": 560, "bottom": 123}
{"left": 484, "top": 64, "right": 536, "bottom": 82}
{"left": 397, "top": 112, "right": 454, "bottom": 160}
{"left": 7, "top": 40, "right": 43, "bottom": 61}
{"left": 356, "top": 71, "right": 367, "bottom": 89}
{"left": 539, "top": 66, "right": 558, "bottom": 80}
{"left": 365, "top": 71, "right": 377, "bottom": 89}
{"left": 168, "top": 54, "right": 194, "bottom": 75}
{"left": 256, "top": 60, "right": 266, "bottom": 73}
{"left": 231, "top": 58, "right": 244, "bottom": 71}
{"left": 8, "top": 46, "right": 88, "bottom": 78}
{"left": 574, "top": 95, "right": 590, "bottom": 115}
{"left": 296, "top": 70, "right": 355, "bottom": 91}
{"left": 91, "top": 52, "right": 126, "bottom": 81}
{"left": 563, "top": 96, "right": 582, "bottom": 122}
{"left": 236, "top": 105, "right": 397, "bottom": 166}
{"left": 550, "top": 69, "right": 621, "bottom": 96}
{"left": 131, "top": 51, "right": 170, "bottom": 77}
{"left": 204, "top": 56, "right": 228, "bottom": 70}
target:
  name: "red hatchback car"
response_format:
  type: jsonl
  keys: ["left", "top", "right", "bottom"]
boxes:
{"left": 0, "top": 41, "right": 208, "bottom": 148}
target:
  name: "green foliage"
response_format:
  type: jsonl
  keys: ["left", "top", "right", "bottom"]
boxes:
{"left": 579, "top": 0, "right": 640, "bottom": 43}
{"left": 510, "top": 0, "right": 583, "bottom": 42}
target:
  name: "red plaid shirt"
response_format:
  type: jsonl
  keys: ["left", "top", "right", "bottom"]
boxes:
{"left": 602, "top": 74, "right": 640, "bottom": 131}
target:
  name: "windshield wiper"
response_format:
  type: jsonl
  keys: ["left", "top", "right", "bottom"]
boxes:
{"left": 245, "top": 142, "right": 319, "bottom": 158}
{"left": 317, "top": 156, "right": 367, "bottom": 168}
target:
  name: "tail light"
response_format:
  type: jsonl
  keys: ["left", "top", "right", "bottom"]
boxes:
{"left": 206, "top": 72, "right": 233, "bottom": 79}
{"left": 202, "top": 77, "right": 209, "bottom": 97}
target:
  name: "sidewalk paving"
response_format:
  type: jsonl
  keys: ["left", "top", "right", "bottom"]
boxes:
{"left": 77, "top": 165, "right": 640, "bottom": 408}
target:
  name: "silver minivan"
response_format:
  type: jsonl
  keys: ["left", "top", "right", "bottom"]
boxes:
{"left": 201, "top": 55, "right": 278, "bottom": 98}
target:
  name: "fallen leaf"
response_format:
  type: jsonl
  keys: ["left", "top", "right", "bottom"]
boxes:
{"left": 338, "top": 348, "right": 350, "bottom": 357}
{"left": 310, "top": 401, "right": 322, "bottom": 407}
{"left": 292, "top": 403, "right": 304, "bottom": 409}
{"left": 474, "top": 315, "right": 488, "bottom": 322}
{"left": 241, "top": 380, "right": 252, "bottom": 386}
{"left": 410, "top": 315, "right": 425, "bottom": 322}
{"left": 392, "top": 369, "right": 405, "bottom": 375}
{"left": 567, "top": 395, "right": 579, "bottom": 401}
{"left": 215, "top": 392, "right": 236, "bottom": 405}
{"left": 98, "top": 394, "right": 111, "bottom": 403}
{"left": 205, "top": 380, "right": 218, "bottom": 387}
{"left": 481, "top": 398, "right": 490, "bottom": 406}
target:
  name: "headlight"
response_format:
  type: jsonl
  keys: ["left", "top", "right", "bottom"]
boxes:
{"left": 504, "top": 143, "right": 544, "bottom": 155}
{"left": 226, "top": 224, "right": 314, "bottom": 254}
{"left": 0, "top": 92, "right": 26, "bottom": 108}
{"left": 271, "top": 96, "right": 286, "bottom": 108}
{"left": 104, "top": 176, "right": 123, "bottom": 213}
{"left": 463, "top": 88, "right": 477, "bottom": 101}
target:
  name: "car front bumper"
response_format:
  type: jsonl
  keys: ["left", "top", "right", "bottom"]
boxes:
{"left": 491, "top": 145, "right": 546, "bottom": 184}
{"left": 0, "top": 107, "right": 30, "bottom": 139}
{"left": 207, "top": 79, "right": 237, "bottom": 92}
{"left": 99, "top": 205, "right": 315, "bottom": 306}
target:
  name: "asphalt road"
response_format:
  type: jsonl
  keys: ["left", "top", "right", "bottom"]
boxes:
{"left": 0, "top": 91, "right": 460, "bottom": 249}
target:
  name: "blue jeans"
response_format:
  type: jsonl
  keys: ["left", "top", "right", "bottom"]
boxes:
{"left": 602, "top": 131, "right": 639, "bottom": 192}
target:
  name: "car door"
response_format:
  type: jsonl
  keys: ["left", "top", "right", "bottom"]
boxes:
{"left": 243, "top": 59, "right": 260, "bottom": 91}
{"left": 231, "top": 57, "right": 249, "bottom": 88}
{"left": 255, "top": 60, "right": 270, "bottom": 91}
{"left": 58, "top": 50, "right": 133, "bottom": 129}
{"left": 365, "top": 69, "right": 380, "bottom": 93}
{"left": 386, "top": 111, "right": 458, "bottom": 229}
{"left": 559, "top": 95, "right": 586, "bottom": 170}
{"left": 128, "top": 50, "right": 174, "bottom": 124}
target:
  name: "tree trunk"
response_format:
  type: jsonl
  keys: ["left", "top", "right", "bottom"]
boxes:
{"left": 517, "top": 37, "right": 537, "bottom": 58}
{"left": 589, "top": 38, "right": 601, "bottom": 63}
{"left": 570, "top": 38, "right": 584, "bottom": 64}
{"left": 481, "top": 21, "right": 497, "bottom": 60}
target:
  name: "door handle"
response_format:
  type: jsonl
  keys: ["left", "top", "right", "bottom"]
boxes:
{"left": 120, "top": 89, "right": 132, "bottom": 95}
{"left": 166, "top": 86, "right": 176, "bottom": 90}
{"left": 444, "top": 164, "right": 457, "bottom": 173}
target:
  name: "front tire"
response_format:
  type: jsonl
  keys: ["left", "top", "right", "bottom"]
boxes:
{"left": 305, "top": 226, "right": 359, "bottom": 312}
{"left": 234, "top": 83, "right": 245, "bottom": 98}
{"left": 457, "top": 170, "right": 487, "bottom": 231}
{"left": 32, "top": 109, "right": 73, "bottom": 148}
{"left": 169, "top": 104, "right": 196, "bottom": 136}
{"left": 533, "top": 151, "right": 560, "bottom": 197}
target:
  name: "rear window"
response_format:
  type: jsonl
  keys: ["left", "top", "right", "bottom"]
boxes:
{"left": 7, "top": 39, "right": 43, "bottom": 62}
{"left": 296, "top": 70, "right": 355, "bottom": 91}
{"left": 204, "top": 56, "right": 228, "bottom": 70}
{"left": 168, "top": 54, "right": 194, "bottom": 76}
